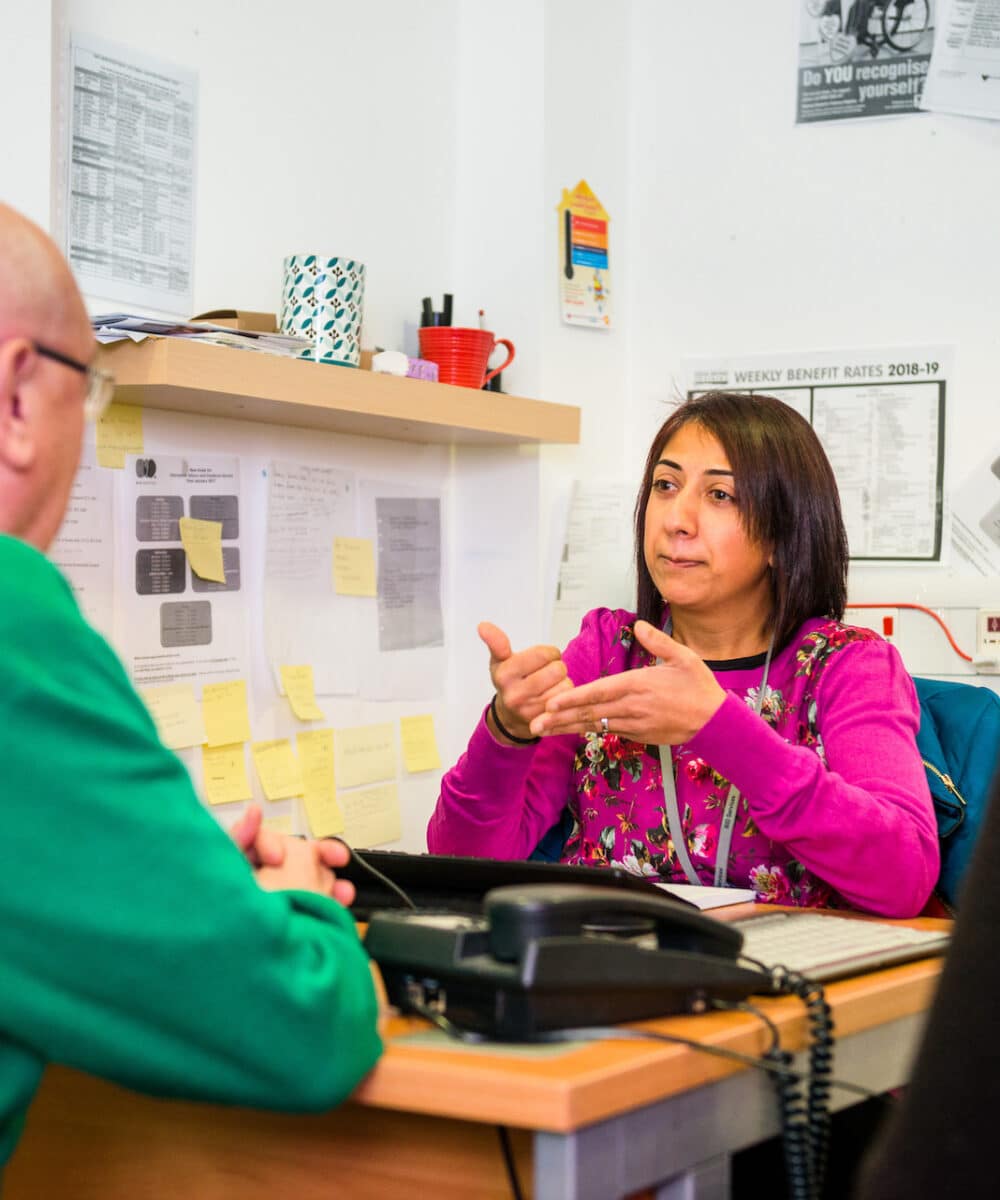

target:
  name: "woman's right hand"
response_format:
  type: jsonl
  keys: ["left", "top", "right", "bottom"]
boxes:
{"left": 478, "top": 621, "right": 573, "bottom": 743}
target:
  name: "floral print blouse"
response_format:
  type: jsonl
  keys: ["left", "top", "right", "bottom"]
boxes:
{"left": 428, "top": 609, "right": 940, "bottom": 917}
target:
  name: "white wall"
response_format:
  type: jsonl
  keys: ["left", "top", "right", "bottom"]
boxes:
{"left": 0, "top": 5, "right": 52, "bottom": 225}
{"left": 626, "top": 0, "right": 1000, "bottom": 686}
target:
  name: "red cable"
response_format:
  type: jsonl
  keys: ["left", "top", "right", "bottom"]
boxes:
{"left": 847, "top": 603, "right": 973, "bottom": 663}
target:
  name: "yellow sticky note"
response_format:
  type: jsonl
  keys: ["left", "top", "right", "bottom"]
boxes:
{"left": 336, "top": 722, "right": 397, "bottom": 789}
{"left": 251, "top": 739, "right": 304, "bottom": 801}
{"left": 139, "top": 683, "right": 206, "bottom": 750}
{"left": 297, "top": 728, "right": 345, "bottom": 837}
{"left": 201, "top": 680, "right": 251, "bottom": 748}
{"left": 341, "top": 782, "right": 401, "bottom": 848}
{"left": 333, "top": 537, "right": 377, "bottom": 596}
{"left": 96, "top": 403, "right": 143, "bottom": 469}
{"left": 261, "top": 814, "right": 294, "bottom": 835}
{"left": 201, "top": 743, "right": 252, "bottom": 805}
{"left": 399, "top": 714, "right": 442, "bottom": 773}
{"left": 178, "top": 516, "right": 226, "bottom": 584}
{"left": 280, "top": 665, "right": 326, "bottom": 722}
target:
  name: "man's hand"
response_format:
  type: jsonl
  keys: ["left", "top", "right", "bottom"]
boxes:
{"left": 232, "top": 806, "right": 356, "bottom": 905}
{"left": 529, "top": 620, "right": 726, "bottom": 746}
{"left": 230, "top": 803, "right": 285, "bottom": 868}
{"left": 255, "top": 835, "right": 356, "bottom": 906}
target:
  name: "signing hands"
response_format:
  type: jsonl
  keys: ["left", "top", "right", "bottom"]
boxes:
{"left": 230, "top": 804, "right": 357, "bottom": 906}
{"left": 479, "top": 621, "right": 574, "bottom": 744}
{"left": 528, "top": 620, "right": 726, "bottom": 746}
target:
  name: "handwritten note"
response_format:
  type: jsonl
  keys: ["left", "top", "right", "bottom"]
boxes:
{"left": 251, "top": 739, "right": 304, "bottom": 801}
{"left": 201, "top": 680, "right": 251, "bottom": 748}
{"left": 201, "top": 743, "right": 252, "bottom": 805}
{"left": 178, "top": 516, "right": 226, "bottom": 583}
{"left": 280, "top": 664, "right": 326, "bottom": 721}
{"left": 297, "top": 728, "right": 344, "bottom": 837}
{"left": 333, "top": 536, "right": 377, "bottom": 596}
{"left": 96, "top": 402, "right": 143, "bottom": 469}
{"left": 336, "top": 722, "right": 397, "bottom": 789}
{"left": 139, "top": 682, "right": 206, "bottom": 750}
{"left": 261, "top": 813, "right": 294, "bottom": 835}
{"left": 341, "top": 782, "right": 401, "bottom": 848}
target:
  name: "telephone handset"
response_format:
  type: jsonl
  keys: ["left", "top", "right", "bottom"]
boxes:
{"left": 364, "top": 884, "right": 773, "bottom": 1039}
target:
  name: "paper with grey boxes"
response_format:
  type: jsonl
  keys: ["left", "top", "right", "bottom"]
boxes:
{"left": 115, "top": 454, "right": 250, "bottom": 688}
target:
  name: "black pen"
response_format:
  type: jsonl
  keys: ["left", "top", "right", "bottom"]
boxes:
{"left": 442, "top": 293, "right": 453, "bottom": 327}
{"left": 421, "top": 297, "right": 434, "bottom": 327}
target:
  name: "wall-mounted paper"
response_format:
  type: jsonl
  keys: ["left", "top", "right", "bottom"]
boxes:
{"left": 297, "top": 728, "right": 344, "bottom": 837}
{"left": 342, "top": 782, "right": 401, "bottom": 848}
{"left": 49, "top": 444, "right": 115, "bottom": 636}
{"left": 333, "top": 537, "right": 377, "bottom": 596}
{"left": 374, "top": 497, "right": 443, "bottom": 651}
{"left": 178, "top": 516, "right": 226, "bottom": 583}
{"left": 336, "top": 722, "right": 397, "bottom": 789}
{"left": 201, "top": 679, "right": 252, "bottom": 747}
{"left": 261, "top": 814, "right": 294, "bottom": 835}
{"left": 201, "top": 743, "right": 252, "bottom": 805}
{"left": 251, "top": 739, "right": 304, "bottom": 801}
{"left": 280, "top": 665, "right": 326, "bottom": 721}
{"left": 263, "top": 461, "right": 361, "bottom": 697}
{"left": 139, "top": 682, "right": 206, "bottom": 749}
{"left": 96, "top": 403, "right": 143, "bottom": 469}
{"left": 399, "top": 714, "right": 442, "bottom": 772}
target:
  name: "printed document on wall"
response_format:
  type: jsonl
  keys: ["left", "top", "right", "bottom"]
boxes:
{"left": 951, "top": 443, "right": 1000, "bottom": 576}
{"left": 550, "top": 480, "right": 633, "bottom": 648}
{"left": 64, "top": 34, "right": 196, "bottom": 315}
{"left": 49, "top": 443, "right": 114, "bottom": 637}
{"left": 115, "top": 454, "right": 250, "bottom": 687}
{"left": 682, "top": 346, "right": 952, "bottom": 561}
{"left": 263, "top": 461, "right": 361, "bottom": 696}
{"left": 920, "top": 0, "right": 1000, "bottom": 120}
{"left": 358, "top": 481, "right": 445, "bottom": 700}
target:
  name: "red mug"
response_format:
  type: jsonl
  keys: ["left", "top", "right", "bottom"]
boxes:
{"left": 418, "top": 326, "right": 515, "bottom": 389}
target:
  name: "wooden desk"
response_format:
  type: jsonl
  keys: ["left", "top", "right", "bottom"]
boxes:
{"left": 6, "top": 925, "right": 945, "bottom": 1200}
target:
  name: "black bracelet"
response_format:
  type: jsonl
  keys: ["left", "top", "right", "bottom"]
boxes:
{"left": 489, "top": 694, "right": 540, "bottom": 745}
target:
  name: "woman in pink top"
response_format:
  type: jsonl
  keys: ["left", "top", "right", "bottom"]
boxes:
{"left": 428, "top": 392, "right": 938, "bottom": 918}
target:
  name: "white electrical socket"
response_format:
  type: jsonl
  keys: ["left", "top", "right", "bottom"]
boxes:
{"left": 845, "top": 606, "right": 899, "bottom": 643}
{"left": 976, "top": 610, "right": 1000, "bottom": 673}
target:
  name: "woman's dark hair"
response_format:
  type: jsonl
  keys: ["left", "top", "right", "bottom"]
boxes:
{"left": 634, "top": 392, "right": 849, "bottom": 648}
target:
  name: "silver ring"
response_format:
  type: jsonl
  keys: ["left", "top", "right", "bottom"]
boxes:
{"left": 600, "top": 716, "right": 609, "bottom": 734}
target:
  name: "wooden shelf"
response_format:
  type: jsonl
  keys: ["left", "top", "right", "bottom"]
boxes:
{"left": 97, "top": 337, "right": 580, "bottom": 446}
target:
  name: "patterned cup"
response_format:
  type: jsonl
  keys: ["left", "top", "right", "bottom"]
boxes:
{"left": 279, "top": 254, "right": 366, "bottom": 366}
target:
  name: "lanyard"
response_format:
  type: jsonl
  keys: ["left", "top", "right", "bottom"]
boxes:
{"left": 657, "top": 630, "right": 774, "bottom": 889}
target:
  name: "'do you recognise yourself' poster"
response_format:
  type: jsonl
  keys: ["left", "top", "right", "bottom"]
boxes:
{"left": 558, "top": 180, "right": 611, "bottom": 329}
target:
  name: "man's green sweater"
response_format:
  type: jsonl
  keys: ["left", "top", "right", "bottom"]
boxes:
{"left": 0, "top": 535, "right": 381, "bottom": 1165}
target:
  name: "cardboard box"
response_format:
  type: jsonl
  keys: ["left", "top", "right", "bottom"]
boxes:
{"left": 189, "top": 308, "right": 277, "bottom": 332}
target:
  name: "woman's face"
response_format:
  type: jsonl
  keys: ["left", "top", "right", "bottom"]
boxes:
{"left": 643, "top": 422, "right": 772, "bottom": 626}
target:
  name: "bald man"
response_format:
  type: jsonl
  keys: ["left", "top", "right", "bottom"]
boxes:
{"left": 0, "top": 204, "right": 380, "bottom": 1171}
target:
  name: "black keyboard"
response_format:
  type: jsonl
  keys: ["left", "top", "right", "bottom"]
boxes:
{"left": 338, "top": 849, "right": 682, "bottom": 919}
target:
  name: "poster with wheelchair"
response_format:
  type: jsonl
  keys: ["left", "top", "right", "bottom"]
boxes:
{"left": 798, "top": 1, "right": 935, "bottom": 122}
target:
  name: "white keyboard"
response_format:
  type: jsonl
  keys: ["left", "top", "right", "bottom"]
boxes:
{"left": 731, "top": 911, "right": 951, "bottom": 983}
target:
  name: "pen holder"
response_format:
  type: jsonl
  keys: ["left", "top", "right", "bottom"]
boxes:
{"left": 417, "top": 327, "right": 515, "bottom": 390}
{"left": 279, "top": 254, "right": 365, "bottom": 366}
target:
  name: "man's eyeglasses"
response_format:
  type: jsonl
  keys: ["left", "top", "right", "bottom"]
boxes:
{"left": 34, "top": 342, "right": 115, "bottom": 422}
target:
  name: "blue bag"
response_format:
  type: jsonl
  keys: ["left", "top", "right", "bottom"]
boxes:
{"left": 913, "top": 676, "right": 1000, "bottom": 910}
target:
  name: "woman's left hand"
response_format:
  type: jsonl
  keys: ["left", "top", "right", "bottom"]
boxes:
{"left": 529, "top": 620, "right": 727, "bottom": 745}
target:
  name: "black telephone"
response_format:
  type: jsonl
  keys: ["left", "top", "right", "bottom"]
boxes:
{"left": 364, "top": 884, "right": 773, "bottom": 1039}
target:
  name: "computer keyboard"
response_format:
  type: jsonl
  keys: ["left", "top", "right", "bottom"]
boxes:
{"left": 731, "top": 910, "right": 951, "bottom": 983}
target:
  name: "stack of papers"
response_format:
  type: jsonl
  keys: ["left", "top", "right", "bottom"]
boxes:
{"left": 92, "top": 313, "right": 314, "bottom": 359}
